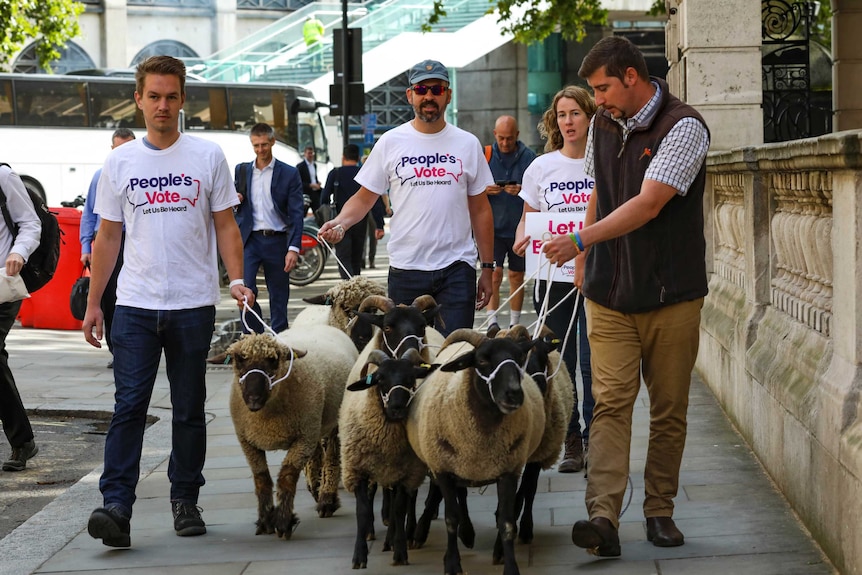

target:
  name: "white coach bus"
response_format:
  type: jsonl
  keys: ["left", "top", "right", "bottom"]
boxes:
{"left": 0, "top": 71, "right": 331, "bottom": 206}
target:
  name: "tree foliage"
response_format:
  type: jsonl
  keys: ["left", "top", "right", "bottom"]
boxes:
{"left": 0, "top": 0, "right": 84, "bottom": 72}
{"left": 424, "top": 0, "right": 608, "bottom": 44}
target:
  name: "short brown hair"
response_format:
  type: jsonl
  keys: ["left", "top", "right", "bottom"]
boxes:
{"left": 250, "top": 122, "right": 275, "bottom": 139}
{"left": 538, "top": 86, "right": 597, "bottom": 153}
{"left": 135, "top": 56, "right": 186, "bottom": 96}
{"left": 578, "top": 36, "right": 649, "bottom": 83}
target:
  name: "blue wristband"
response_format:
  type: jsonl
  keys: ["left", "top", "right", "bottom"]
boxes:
{"left": 573, "top": 230, "right": 585, "bottom": 251}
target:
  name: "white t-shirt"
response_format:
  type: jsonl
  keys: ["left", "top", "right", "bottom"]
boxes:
{"left": 96, "top": 133, "right": 239, "bottom": 310}
{"left": 355, "top": 122, "right": 494, "bottom": 270}
{"left": 519, "top": 150, "right": 594, "bottom": 215}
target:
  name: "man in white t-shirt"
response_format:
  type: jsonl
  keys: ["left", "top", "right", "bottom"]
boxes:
{"left": 82, "top": 55, "right": 255, "bottom": 549}
{"left": 318, "top": 59, "right": 495, "bottom": 334}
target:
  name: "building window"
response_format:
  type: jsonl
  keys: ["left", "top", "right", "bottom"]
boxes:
{"left": 131, "top": 41, "right": 200, "bottom": 66}
{"left": 237, "top": 0, "right": 313, "bottom": 10}
{"left": 128, "top": 0, "right": 213, "bottom": 7}
{"left": 12, "top": 41, "right": 95, "bottom": 75}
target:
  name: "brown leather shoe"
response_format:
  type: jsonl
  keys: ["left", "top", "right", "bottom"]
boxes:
{"left": 571, "top": 517, "right": 621, "bottom": 557}
{"left": 646, "top": 516, "right": 684, "bottom": 547}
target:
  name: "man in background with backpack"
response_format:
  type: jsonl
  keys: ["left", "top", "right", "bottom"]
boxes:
{"left": 234, "top": 122, "right": 304, "bottom": 333}
{"left": 80, "top": 128, "right": 136, "bottom": 368}
{"left": 484, "top": 115, "right": 536, "bottom": 329}
{"left": 321, "top": 144, "right": 384, "bottom": 279}
{"left": 0, "top": 164, "right": 41, "bottom": 472}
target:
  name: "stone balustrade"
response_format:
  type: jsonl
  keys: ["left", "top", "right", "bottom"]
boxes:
{"left": 699, "top": 129, "right": 862, "bottom": 575}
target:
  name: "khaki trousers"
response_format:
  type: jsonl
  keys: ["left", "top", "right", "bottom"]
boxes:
{"left": 584, "top": 297, "right": 703, "bottom": 527}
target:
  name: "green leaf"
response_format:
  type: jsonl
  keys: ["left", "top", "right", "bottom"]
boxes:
{"left": 0, "top": 0, "right": 84, "bottom": 71}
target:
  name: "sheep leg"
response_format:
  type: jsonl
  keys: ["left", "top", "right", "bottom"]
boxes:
{"left": 456, "top": 486, "right": 474, "bottom": 548}
{"left": 381, "top": 485, "right": 391, "bottom": 527}
{"left": 516, "top": 462, "right": 541, "bottom": 544}
{"left": 390, "top": 484, "right": 411, "bottom": 566}
{"left": 238, "top": 439, "right": 276, "bottom": 535}
{"left": 316, "top": 429, "right": 342, "bottom": 518}
{"left": 492, "top": 473, "right": 521, "bottom": 574}
{"left": 366, "top": 482, "right": 378, "bottom": 541}
{"left": 406, "top": 489, "right": 419, "bottom": 549}
{"left": 274, "top": 450, "right": 306, "bottom": 539}
{"left": 352, "top": 479, "right": 372, "bottom": 569}
{"left": 414, "top": 479, "right": 442, "bottom": 548}
{"left": 436, "top": 473, "right": 465, "bottom": 575}
{"left": 382, "top": 487, "right": 393, "bottom": 551}
{"left": 304, "top": 441, "right": 324, "bottom": 503}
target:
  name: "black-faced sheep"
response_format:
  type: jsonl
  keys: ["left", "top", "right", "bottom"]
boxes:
{"left": 227, "top": 325, "right": 358, "bottom": 538}
{"left": 405, "top": 329, "right": 545, "bottom": 575}
{"left": 340, "top": 348, "right": 438, "bottom": 569}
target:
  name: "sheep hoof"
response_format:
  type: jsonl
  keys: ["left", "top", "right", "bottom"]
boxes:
{"left": 351, "top": 561, "right": 367, "bottom": 569}
{"left": 458, "top": 522, "right": 476, "bottom": 549}
{"left": 316, "top": 494, "right": 341, "bottom": 518}
{"left": 391, "top": 557, "right": 409, "bottom": 566}
{"left": 408, "top": 540, "right": 420, "bottom": 550}
{"left": 275, "top": 513, "right": 300, "bottom": 539}
{"left": 365, "top": 531, "right": 375, "bottom": 542}
{"left": 382, "top": 540, "right": 392, "bottom": 552}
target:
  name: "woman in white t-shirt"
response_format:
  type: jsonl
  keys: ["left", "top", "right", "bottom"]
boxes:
{"left": 514, "top": 86, "right": 597, "bottom": 474}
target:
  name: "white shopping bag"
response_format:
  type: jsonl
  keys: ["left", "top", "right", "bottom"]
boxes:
{"left": 0, "top": 268, "right": 30, "bottom": 303}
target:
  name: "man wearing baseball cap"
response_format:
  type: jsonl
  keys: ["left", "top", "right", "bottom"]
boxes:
{"left": 319, "top": 59, "right": 495, "bottom": 335}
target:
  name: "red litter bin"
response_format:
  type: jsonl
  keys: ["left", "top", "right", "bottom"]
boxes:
{"left": 17, "top": 207, "right": 84, "bottom": 330}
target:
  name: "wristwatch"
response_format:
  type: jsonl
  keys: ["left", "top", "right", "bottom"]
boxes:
{"left": 480, "top": 262, "right": 496, "bottom": 270}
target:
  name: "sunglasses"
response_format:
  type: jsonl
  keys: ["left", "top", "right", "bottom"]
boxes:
{"left": 412, "top": 84, "right": 448, "bottom": 96}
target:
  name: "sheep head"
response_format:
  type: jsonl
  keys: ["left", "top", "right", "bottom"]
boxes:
{"left": 303, "top": 276, "right": 386, "bottom": 332}
{"left": 350, "top": 295, "right": 439, "bottom": 359}
{"left": 347, "top": 348, "right": 438, "bottom": 421}
{"left": 496, "top": 325, "right": 560, "bottom": 396}
{"left": 441, "top": 334, "right": 538, "bottom": 416}
{"left": 226, "top": 334, "right": 306, "bottom": 412}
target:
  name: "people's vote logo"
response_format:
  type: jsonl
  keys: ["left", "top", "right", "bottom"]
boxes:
{"left": 394, "top": 153, "right": 464, "bottom": 184}
{"left": 125, "top": 173, "right": 201, "bottom": 213}
{"left": 543, "top": 178, "right": 594, "bottom": 211}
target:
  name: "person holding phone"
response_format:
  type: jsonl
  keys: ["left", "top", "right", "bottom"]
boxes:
{"left": 483, "top": 115, "right": 536, "bottom": 329}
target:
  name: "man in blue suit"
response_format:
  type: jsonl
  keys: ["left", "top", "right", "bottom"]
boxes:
{"left": 234, "top": 123, "right": 304, "bottom": 333}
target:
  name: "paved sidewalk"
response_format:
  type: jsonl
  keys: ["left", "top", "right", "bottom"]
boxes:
{"left": 0, "top": 243, "right": 837, "bottom": 574}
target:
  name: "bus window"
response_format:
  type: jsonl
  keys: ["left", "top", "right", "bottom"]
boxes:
{"left": 185, "top": 85, "right": 218, "bottom": 130}
{"left": 227, "top": 87, "right": 287, "bottom": 135}
{"left": 87, "top": 81, "right": 139, "bottom": 128}
{"left": 0, "top": 81, "right": 12, "bottom": 125}
{"left": 15, "top": 80, "right": 87, "bottom": 127}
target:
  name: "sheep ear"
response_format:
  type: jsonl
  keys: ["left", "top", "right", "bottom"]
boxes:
{"left": 440, "top": 351, "right": 476, "bottom": 372}
{"left": 302, "top": 294, "right": 331, "bottom": 305}
{"left": 356, "top": 311, "right": 384, "bottom": 328}
{"left": 414, "top": 363, "right": 440, "bottom": 379}
{"left": 347, "top": 374, "right": 376, "bottom": 392}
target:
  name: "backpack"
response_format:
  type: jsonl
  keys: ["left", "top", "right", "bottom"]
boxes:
{"left": 0, "top": 164, "right": 61, "bottom": 293}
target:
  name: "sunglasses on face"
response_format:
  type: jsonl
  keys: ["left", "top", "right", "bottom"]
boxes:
{"left": 412, "top": 84, "right": 448, "bottom": 96}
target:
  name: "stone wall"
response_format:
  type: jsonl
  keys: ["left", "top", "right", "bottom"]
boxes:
{"left": 699, "top": 129, "right": 862, "bottom": 574}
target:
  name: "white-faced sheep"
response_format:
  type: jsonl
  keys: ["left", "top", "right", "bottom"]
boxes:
{"left": 294, "top": 275, "right": 387, "bottom": 350}
{"left": 227, "top": 325, "right": 358, "bottom": 538}
{"left": 340, "top": 348, "right": 438, "bottom": 569}
{"left": 405, "top": 329, "right": 545, "bottom": 575}
{"left": 489, "top": 324, "right": 573, "bottom": 546}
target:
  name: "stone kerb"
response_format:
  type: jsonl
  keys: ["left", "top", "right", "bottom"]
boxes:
{"left": 701, "top": 129, "right": 862, "bottom": 575}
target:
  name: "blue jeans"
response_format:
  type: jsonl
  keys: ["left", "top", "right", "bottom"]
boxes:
{"left": 534, "top": 280, "right": 594, "bottom": 440}
{"left": 388, "top": 261, "right": 476, "bottom": 337}
{"left": 101, "top": 305, "right": 215, "bottom": 513}
{"left": 242, "top": 232, "right": 291, "bottom": 333}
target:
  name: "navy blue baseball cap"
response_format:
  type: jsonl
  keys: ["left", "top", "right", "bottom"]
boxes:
{"left": 408, "top": 60, "right": 450, "bottom": 84}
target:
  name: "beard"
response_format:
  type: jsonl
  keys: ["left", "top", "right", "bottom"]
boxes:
{"left": 414, "top": 101, "right": 443, "bottom": 124}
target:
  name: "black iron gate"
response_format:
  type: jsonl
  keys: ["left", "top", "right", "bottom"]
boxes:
{"left": 762, "top": 0, "right": 832, "bottom": 142}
